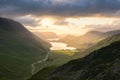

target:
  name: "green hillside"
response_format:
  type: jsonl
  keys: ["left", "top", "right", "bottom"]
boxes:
{"left": 0, "top": 17, "right": 50, "bottom": 80}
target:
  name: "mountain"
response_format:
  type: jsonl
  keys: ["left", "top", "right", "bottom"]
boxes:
{"left": 30, "top": 34, "right": 120, "bottom": 80}
{"left": 58, "top": 30, "right": 120, "bottom": 50}
{"left": 34, "top": 32, "right": 59, "bottom": 40}
{"left": 58, "top": 31, "right": 104, "bottom": 50}
{"left": 104, "top": 30, "right": 120, "bottom": 36}
{"left": 74, "top": 33, "right": 120, "bottom": 58}
{"left": 0, "top": 17, "right": 50, "bottom": 80}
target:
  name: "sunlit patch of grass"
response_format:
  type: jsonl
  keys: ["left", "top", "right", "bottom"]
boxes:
{"left": 52, "top": 50, "right": 78, "bottom": 56}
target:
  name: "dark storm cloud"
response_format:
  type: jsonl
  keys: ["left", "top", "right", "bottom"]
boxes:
{"left": 0, "top": 0, "right": 120, "bottom": 17}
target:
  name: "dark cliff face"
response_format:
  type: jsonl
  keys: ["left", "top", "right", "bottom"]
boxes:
{"left": 48, "top": 41, "right": 120, "bottom": 80}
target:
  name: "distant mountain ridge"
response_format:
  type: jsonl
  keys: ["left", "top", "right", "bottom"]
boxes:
{"left": 58, "top": 30, "right": 120, "bottom": 50}
{"left": 104, "top": 30, "right": 120, "bottom": 36}
{"left": 74, "top": 33, "right": 120, "bottom": 58}
{"left": 58, "top": 31, "right": 104, "bottom": 49}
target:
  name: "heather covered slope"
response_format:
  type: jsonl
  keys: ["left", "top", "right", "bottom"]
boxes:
{"left": 0, "top": 17, "right": 50, "bottom": 80}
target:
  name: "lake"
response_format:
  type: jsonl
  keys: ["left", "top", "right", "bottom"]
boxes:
{"left": 50, "top": 42, "right": 76, "bottom": 50}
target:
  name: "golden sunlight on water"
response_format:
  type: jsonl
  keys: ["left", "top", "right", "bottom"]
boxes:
{"left": 50, "top": 42, "right": 76, "bottom": 50}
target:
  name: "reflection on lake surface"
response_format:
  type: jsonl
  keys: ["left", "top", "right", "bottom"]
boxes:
{"left": 50, "top": 42, "right": 76, "bottom": 50}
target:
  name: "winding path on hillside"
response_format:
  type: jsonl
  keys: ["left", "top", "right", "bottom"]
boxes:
{"left": 31, "top": 52, "right": 50, "bottom": 75}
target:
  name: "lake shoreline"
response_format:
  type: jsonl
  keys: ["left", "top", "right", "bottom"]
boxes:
{"left": 50, "top": 42, "right": 76, "bottom": 50}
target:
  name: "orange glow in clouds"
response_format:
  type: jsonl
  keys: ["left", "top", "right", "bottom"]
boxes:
{"left": 24, "top": 15, "right": 120, "bottom": 35}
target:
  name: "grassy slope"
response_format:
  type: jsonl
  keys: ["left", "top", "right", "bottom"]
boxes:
{"left": 0, "top": 18, "right": 50, "bottom": 80}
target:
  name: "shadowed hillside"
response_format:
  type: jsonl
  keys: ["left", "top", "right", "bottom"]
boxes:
{"left": 0, "top": 17, "right": 50, "bottom": 80}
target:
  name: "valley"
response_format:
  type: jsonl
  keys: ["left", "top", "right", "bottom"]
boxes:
{"left": 31, "top": 39, "right": 79, "bottom": 72}
{"left": 0, "top": 17, "right": 120, "bottom": 80}
{"left": 30, "top": 34, "right": 120, "bottom": 80}
{"left": 0, "top": 19, "right": 120, "bottom": 80}
{"left": 29, "top": 27, "right": 120, "bottom": 80}
{"left": 1, "top": 0, "right": 120, "bottom": 80}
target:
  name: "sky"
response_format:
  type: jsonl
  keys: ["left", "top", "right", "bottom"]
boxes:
{"left": 0, "top": 0, "right": 120, "bottom": 35}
